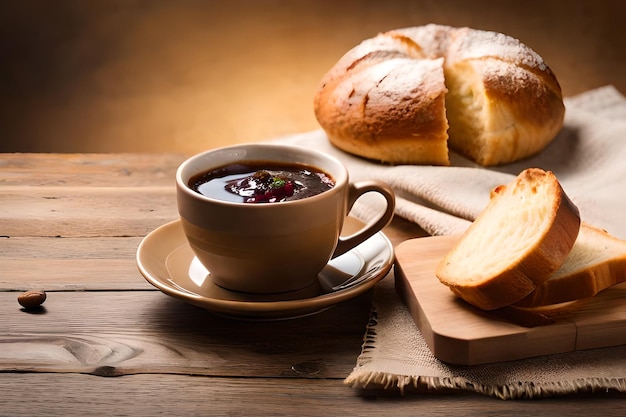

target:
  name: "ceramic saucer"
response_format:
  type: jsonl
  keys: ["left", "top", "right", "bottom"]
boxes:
{"left": 136, "top": 218, "right": 394, "bottom": 320}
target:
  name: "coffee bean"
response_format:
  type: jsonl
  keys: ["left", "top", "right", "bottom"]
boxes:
{"left": 18, "top": 290, "right": 47, "bottom": 309}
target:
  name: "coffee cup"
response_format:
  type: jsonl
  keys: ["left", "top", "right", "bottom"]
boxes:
{"left": 176, "top": 143, "right": 395, "bottom": 294}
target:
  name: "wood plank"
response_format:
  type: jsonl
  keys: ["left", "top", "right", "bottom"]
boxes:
{"left": 0, "top": 236, "right": 151, "bottom": 290}
{"left": 0, "top": 193, "right": 423, "bottom": 240}
{"left": 1, "top": 236, "right": 141, "bottom": 259}
{"left": 0, "top": 218, "right": 423, "bottom": 291}
{"left": 0, "top": 187, "right": 178, "bottom": 237}
{"left": 0, "top": 153, "right": 186, "bottom": 187}
{"left": 1, "top": 190, "right": 425, "bottom": 243}
{"left": 575, "top": 283, "right": 626, "bottom": 350}
{"left": 0, "top": 259, "right": 151, "bottom": 291}
{"left": 0, "top": 290, "right": 372, "bottom": 378}
{"left": 0, "top": 374, "right": 624, "bottom": 417}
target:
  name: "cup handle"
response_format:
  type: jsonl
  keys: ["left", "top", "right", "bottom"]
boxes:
{"left": 332, "top": 180, "right": 395, "bottom": 258}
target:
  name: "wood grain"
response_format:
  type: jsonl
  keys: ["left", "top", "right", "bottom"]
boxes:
{"left": 0, "top": 290, "right": 371, "bottom": 378}
{"left": 1, "top": 186, "right": 178, "bottom": 237}
{"left": 0, "top": 153, "right": 186, "bottom": 186}
{"left": 395, "top": 236, "right": 626, "bottom": 365}
{"left": 2, "top": 152, "right": 623, "bottom": 414}
{"left": 1, "top": 236, "right": 146, "bottom": 290}
{"left": 0, "top": 374, "right": 624, "bottom": 417}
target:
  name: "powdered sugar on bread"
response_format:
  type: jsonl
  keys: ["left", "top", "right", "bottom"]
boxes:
{"left": 314, "top": 24, "right": 564, "bottom": 166}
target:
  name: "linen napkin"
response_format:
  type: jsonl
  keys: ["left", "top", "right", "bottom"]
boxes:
{"left": 279, "top": 85, "right": 626, "bottom": 399}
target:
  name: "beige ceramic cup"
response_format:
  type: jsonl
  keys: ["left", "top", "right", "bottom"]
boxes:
{"left": 176, "top": 143, "right": 395, "bottom": 294}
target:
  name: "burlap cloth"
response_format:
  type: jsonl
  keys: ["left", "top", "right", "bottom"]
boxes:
{"left": 279, "top": 85, "right": 626, "bottom": 399}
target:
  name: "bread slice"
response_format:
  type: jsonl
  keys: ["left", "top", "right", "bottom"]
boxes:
{"left": 435, "top": 168, "right": 581, "bottom": 310}
{"left": 497, "top": 299, "right": 589, "bottom": 327}
{"left": 513, "top": 222, "right": 626, "bottom": 307}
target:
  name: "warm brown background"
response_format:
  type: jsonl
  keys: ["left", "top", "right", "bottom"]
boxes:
{"left": 1, "top": 0, "right": 624, "bottom": 153}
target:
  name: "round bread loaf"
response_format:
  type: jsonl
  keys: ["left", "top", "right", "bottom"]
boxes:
{"left": 313, "top": 24, "right": 565, "bottom": 166}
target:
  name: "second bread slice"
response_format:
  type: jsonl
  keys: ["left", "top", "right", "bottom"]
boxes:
{"left": 435, "top": 168, "right": 581, "bottom": 310}
{"left": 513, "top": 222, "right": 626, "bottom": 307}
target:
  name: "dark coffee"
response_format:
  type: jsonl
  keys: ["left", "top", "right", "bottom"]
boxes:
{"left": 189, "top": 160, "right": 335, "bottom": 203}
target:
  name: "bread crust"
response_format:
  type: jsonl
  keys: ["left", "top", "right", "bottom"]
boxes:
{"left": 314, "top": 53, "right": 450, "bottom": 165}
{"left": 435, "top": 169, "right": 581, "bottom": 310}
{"left": 514, "top": 222, "right": 626, "bottom": 307}
{"left": 314, "top": 24, "right": 565, "bottom": 166}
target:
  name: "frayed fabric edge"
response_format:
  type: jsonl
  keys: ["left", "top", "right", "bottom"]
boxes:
{"left": 345, "top": 300, "right": 626, "bottom": 400}
{"left": 344, "top": 370, "right": 626, "bottom": 400}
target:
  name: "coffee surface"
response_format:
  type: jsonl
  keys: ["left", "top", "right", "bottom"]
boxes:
{"left": 189, "top": 160, "right": 335, "bottom": 203}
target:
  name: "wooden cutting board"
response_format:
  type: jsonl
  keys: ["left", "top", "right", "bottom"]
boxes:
{"left": 394, "top": 235, "right": 626, "bottom": 366}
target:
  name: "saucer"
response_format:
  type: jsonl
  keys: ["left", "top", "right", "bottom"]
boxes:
{"left": 136, "top": 218, "right": 394, "bottom": 320}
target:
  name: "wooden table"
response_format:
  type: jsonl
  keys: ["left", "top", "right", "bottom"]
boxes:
{"left": 1, "top": 153, "right": 624, "bottom": 416}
